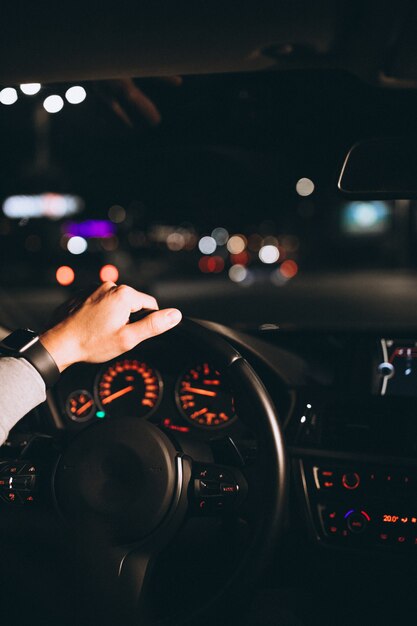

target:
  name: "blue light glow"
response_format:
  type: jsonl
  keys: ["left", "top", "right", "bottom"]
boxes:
{"left": 341, "top": 201, "right": 390, "bottom": 235}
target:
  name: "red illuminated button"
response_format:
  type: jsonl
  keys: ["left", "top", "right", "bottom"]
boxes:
{"left": 2, "top": 491, "right": 22, "bottom": 504}
{"left": 342, "top": 472, "right": 361, "bottom": 490}
{"left": 220, "top": 483, "right": 238, "bottom": 495}
{"left": 315, "top": 468, "right": 338, "bottom": 490}
{"left": 397, "top": 536, "right": 407, "bottom": 544}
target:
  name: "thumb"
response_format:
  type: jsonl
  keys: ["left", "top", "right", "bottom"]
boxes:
{"left": 121, "top": 308, "right": 182, "bottom": 348}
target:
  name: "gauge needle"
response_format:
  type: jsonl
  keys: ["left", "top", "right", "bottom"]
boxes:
{"left": 183, "top": 386, "right": 217, "bottom": 397}
{"left": 102, "top": 385, "right": 134, "bottom": 405}
{"left": 76, "top": 400, "right": 93, "bottom": 416}
{"left": 191, "top": 407, "right": 208, "bottom": 419}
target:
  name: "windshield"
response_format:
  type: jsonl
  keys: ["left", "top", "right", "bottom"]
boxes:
{"left": 1, "top": 71, "right": 417, "bottom": 316}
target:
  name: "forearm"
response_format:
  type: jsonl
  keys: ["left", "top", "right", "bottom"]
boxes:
{"left": 0, "top": 357, "right": 46, "bottom": 445}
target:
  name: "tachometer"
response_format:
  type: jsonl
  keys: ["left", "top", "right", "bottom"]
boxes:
{"left": 96, "top": 359, "right": 161, "bottom": 418}
{"left": 176, "top": 363, "right": 236, "bottom": 428}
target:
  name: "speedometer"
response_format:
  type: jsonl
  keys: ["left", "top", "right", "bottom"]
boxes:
{"left": 176, "top": 363, "right": 236, "bottom": 428}
{"left": 96, "top": 359, "right": 162, "bottom": 418}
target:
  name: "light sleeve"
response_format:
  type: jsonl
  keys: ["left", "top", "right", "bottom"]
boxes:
{"left": 0, "top": 357, "right": 46, "bottom": 445}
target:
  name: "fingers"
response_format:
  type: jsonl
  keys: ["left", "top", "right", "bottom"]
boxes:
{"left": 121, "top": 308, "right": 182, "bottom": 349}
{"left": 96, "top": 283, "right": 158, "bottom": 312}
{"left": 118, "top": 78, "right": 162, "bottom": 126}
{"left": 114, "top": 284, "right": 159, "bottom": 312}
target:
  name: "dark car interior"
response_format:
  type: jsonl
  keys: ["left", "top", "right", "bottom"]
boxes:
{"left": 3, "top": 2, "right": 417, "bottom": 625}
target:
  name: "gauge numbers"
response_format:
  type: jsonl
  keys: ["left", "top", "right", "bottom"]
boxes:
{"left": 96, "top": 359, "right": 161, "bottom": 418}
{"left": 176, "top": 363, "right": 236, "bottom": 428}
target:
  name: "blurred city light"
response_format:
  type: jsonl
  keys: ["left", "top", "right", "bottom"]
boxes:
{"left": 43, "top": 95, "right": 64, "bottom": 113}
{"left": 198, "top": 236, "right": 217, "bottom": 254}
{"left": 20, "top": 83, "right": 41, "bottom": 95}
{"left": 65, "top": 86, "right": 87, "bottom": 104}
{"left": 100, "top": 236, "right": 119, "bottom": 251}
{"left": 198, "top": 256, "right": 224, "bottom": 273}
{"left": 296, "top": 177, "right": 315, "bottom": 196}
{"left": 229, "top": 264, "right": 247, "bottom": 282}
{"left": 108, "top": 205, "right": 126, "bottom": 223}
{"left": 211, "top": 227, "right": 229, "bottom": 245}
{"left": 167, "top": 232, "right": 185, "bottom": 251}
{"left": 259, "top": 244, "right": 280, "bottom": 264}
{"left": 341, "top": 201, "right": 390, "bottom": 235}
{"left": 56, "top": 266, "right": 75, "bottom": 286}
{"left": 100, "top": 264, "right": 119, "bottom": 283}
{"left": 0, "top": 88, "right": 18, "bottom": 105}
{"left": 67, "top": 236, "right": 88, "bottom": 255}
{"left": 64, "top": 220, "right": 115, "bottom": 238}
{"left": 3, "top": 194, "right": 83, "bottom": 219}
{"left": 227, "top": 235, "right": 246, "bottom": 254}
{"left": 230, "top": 251, "right": 249, "bottom": 265}
{"left": 280, "top": 235, "right": 300, "bottom": 252}
{"left": 280, "top": 259, "right": 299, "bottom": 278}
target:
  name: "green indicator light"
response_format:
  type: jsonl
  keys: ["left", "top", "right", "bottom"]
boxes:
{"left": 96, "top": 411, "right": 106, "bottom": 419}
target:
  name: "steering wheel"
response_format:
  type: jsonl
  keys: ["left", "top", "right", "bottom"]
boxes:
{"left": 53, "top": 318, "right": 287, "bottom": 625}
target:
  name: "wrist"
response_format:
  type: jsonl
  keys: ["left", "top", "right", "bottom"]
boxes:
{"left": 40, "top": 326, "right": 83, "bottom": 372}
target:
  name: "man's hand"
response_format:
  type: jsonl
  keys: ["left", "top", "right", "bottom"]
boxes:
{"left": 39, "top": 282, "right": 182, "bottom": 372}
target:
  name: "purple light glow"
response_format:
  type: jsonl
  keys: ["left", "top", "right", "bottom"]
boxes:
{"left": 64, "top": 220, "right": 116, "bottom": 239}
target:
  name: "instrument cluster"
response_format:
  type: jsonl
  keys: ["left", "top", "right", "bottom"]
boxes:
{"left": 56, "top": 348, "right": 238, "bottom": 433}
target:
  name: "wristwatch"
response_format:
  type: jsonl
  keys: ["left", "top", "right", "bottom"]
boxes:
{"left": 0, "top": 329, "right": 60, "bottom": 388}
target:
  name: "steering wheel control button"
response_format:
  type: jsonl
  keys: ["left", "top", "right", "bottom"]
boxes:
{"left": 342, "top": 472, "right": 361, "bottom": 490}
{"left": 1, "top": 491, "right": 23, "bottom": 504}
{"left": 220, "top": 483, "right": 239, "bottom": 495}
{"left": 0, "top": 461, "right": 38, "bottom": 505}
{"left": 196, "top": 479, "right": 221, "bottom": 495}
{"left": 192, "top": 463, "right": 246, "bottom": 515}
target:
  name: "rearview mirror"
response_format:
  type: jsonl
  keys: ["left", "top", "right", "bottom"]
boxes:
{"left": 338, "top": 137, "right": 417, "bottom": 199}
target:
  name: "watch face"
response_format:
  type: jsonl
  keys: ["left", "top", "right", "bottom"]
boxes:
{"left": 0, "top": 329, "right": 37, "bottom": 352}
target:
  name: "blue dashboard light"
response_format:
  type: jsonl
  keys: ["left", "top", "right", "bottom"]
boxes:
{"left": 344, "top": 509, "right": 355, "bottom": 519}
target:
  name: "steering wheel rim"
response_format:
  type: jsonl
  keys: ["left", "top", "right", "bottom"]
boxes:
{"left": 53, "top": 317, "right": 288, "bottom": 625}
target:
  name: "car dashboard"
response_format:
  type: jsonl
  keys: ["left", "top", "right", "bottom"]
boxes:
{"left": 2, "top": 323, "right": 417, "bottom": 623}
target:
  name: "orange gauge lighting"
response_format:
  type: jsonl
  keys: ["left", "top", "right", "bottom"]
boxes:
{"left": 66, "top": 389, "right": 95, "bottom": 422}
{"left": 176, "top": 363, "right": 236, "bottom": 428}
{"left": 96, "top": 359, "right": 161, "bottom": 418}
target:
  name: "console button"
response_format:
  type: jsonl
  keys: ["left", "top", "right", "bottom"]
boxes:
{"left": 377, "top": 532, "right": 391, "bottom": 545}
{"left": 314, "top": 467, "right": 338, "bottom": 490}
{"left": 346, "top": 510, "right": 370, "bottom": 534}
{"left": 341, "top": 472, "right": 361, "bottom": 490}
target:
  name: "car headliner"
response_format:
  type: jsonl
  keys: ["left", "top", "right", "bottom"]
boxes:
{"left": 1, "top": 1, "right": 417, "bottom": 87}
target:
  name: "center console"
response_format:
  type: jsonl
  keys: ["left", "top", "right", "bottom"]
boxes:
{"left": 289, "top": 336, "right": 417, "bottom": 553}
{"left": 299, "top": 456, "right": 417, "bottom": 549}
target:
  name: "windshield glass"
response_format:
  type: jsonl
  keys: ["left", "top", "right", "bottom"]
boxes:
{"left": 1, "top": 70, "right": 417, "bottom": 324}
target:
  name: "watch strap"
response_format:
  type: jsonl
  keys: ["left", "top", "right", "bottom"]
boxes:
{"left": 22, "top": 339, "right": 60, "bottom": 388}
{"left": 0, "top": 330, "right": 60, "bottom": 388}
